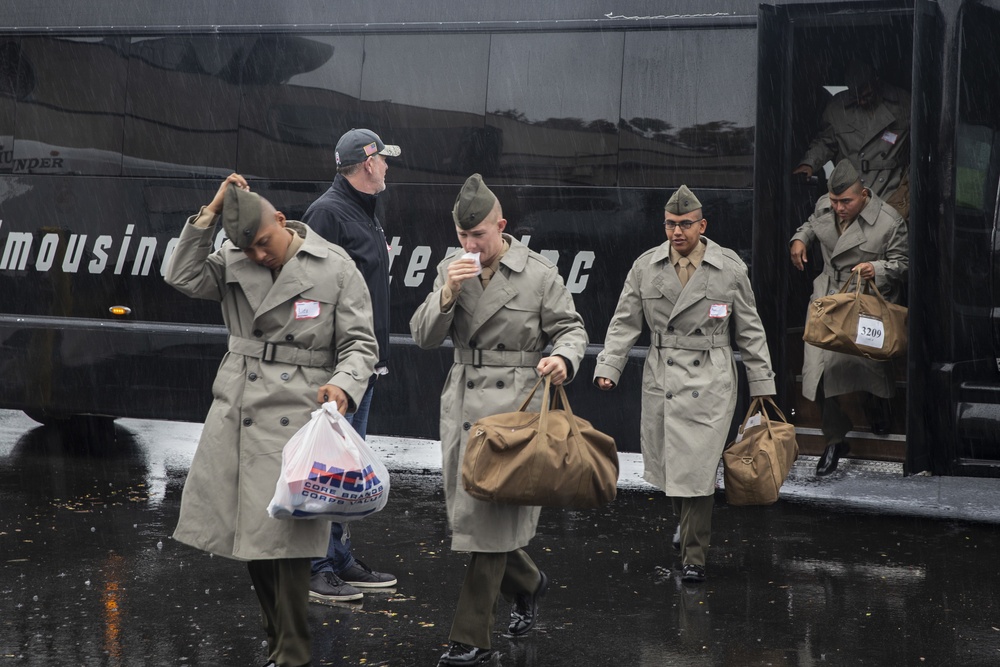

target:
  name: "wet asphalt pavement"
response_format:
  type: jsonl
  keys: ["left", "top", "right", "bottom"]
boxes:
{"left": 2, "top": 410, "right": 1000, "bottom": 666}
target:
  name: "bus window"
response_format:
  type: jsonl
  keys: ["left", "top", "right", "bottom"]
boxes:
{"left": 619, "top": 28, "right": 756, "bottom": 189}
{"left": 238, "top": 35, "right": 363, "bottom": 181}
{"left": 485, "top": 31, "right": 624, "bottom": 186}
{"left": 10, "top": 37, "right": 129, "bottom": 176}
{"left": 123, "top": 35, "right": 246, "bottom": 178}
{"left": 358, "top": 33, "right": 491, "bottom": 184}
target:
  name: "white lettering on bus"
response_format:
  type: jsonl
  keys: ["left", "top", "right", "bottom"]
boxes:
{"left": 404, "top": 246, "right": 432, "bottom": 288}
{"left": 0, "top": 231, "right": 32, "bottom": 271}
{"left": 0, "top": 224, "right": 595, "bottom": 292}
{"left": 566, "top": 251, "right": 594, "bottom": 294}
{"left": 114, "top": 224, "right": 135, "bottom": 274}
{"left": 34, "top": 233, "right": 60, "bottom": 272}
{"left": 62, "top": 235, "right": 87, "bottom": 272}
{"left": 88, "top": 235, "right": 112, "bottom": 273}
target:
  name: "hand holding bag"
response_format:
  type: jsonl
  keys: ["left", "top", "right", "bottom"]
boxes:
{"left": 267, "top": 402, "right": 390, "bottom": 521}
{"left": 462, "top": 376, "right": 619, "bottom": 509}
{"left": 722, "top": 397, "right": 799, "bottom": 506}
{"left": 802, "top": 268, "right": 907, "bottom": 360}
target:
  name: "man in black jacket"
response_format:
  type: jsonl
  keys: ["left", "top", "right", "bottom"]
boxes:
{"left": 302, "top": 128, "right": 400, "bottom": 602}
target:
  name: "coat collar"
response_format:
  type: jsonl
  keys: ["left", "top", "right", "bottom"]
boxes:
{"left": 225, "top": 221, "right": 327, "bottom": 317}
{"left": 828, "top": 194, "right": 885, "bottom": 259}
{"left": 458, "top": 234, "right": 529, "bottom": 338}
{"left": 650, "top": 237, "right": 725, "bottom": 312}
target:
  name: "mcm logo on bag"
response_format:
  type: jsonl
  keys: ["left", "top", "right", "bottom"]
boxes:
{"left": 303, "top": 461, "right": 386, "bottom": 506}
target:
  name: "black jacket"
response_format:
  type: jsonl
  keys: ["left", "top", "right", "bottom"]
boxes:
{"left": 303, "top": 174, "right": 390, "bottom": 369}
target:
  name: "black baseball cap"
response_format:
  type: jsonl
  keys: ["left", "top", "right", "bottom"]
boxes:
{"left": 335, "top": 128, "right": 401, "bottom": 167}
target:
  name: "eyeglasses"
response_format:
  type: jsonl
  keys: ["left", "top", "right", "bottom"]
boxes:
{"left": 664, "top": 218, "right": 704, "bottom": 230}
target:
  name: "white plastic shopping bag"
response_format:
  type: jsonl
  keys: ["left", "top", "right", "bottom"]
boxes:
{"left": 267, "top": 402, "right": 390, "bottom": 521}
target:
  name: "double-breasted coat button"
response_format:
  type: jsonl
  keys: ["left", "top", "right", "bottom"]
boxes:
{"left": 242, "top": 418, "right": 252, "bottom": 427}
{"left": 496, "top": 381, "right": 505, "bottom": 388}
{"left": 280, "top": 417, "right": 289, "bottom": 426}
{"left": 694, "top": 328, "right": 703, "bottom": 335}
{"left": 285, "top": 334, "right": 294, "bottom": 341}
{"left": 693, "top": 360, "right": 700, "bottom": 366}
{"left": 692, "top": 391, "right": 699, "bottom": 398}
{"left": 281, "top": 372, "right": 290, "bottom": 381}
{"left": 470, "top": 340, "right": 478, "bottom": 348}
{"left": 248, "top": 372, "right": 258, "bottom": 381}
{"left": 466, "top": 380, "right": 475, "bottom": 389}
{"left": 665, "top": 392, "right": 673, "bottom": 399}
{"left": 667, "top": 359, "right": 674, "bottom": 366}
{"left": 497, "top": 343, "right": 506, "bottom": 350}
{"left": 253, "top": 329, "right": 263, "bottom": 337}
{"left": 463, "top": 421, "right": 471, "bottom": 431}
{"left": 667, "top": 325, "right": 675, "bottom": 332}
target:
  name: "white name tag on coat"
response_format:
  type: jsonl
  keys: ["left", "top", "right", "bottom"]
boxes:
{"left": 856, "top": 316, "right": 885, "bottom": 348}
{"left": 882, "top": 130, "right": 898, "bottom": 145}
{"left": 709, "top": 304, "right": 729, "bottom": 318}
{"left": 294, "top": 300, "right": 321, "bottom": 320}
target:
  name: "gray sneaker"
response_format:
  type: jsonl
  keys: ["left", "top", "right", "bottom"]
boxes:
{"left": 339, "top": 559, "right": 397, "bottom": 588}
{"left": 309, "top": 571, "right": 363, "bottom": 603}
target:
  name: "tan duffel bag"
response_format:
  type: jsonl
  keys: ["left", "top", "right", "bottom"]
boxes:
{"left": 462, "top": 376, "right": 619, "bottom": 509}
{"left": 722, "top": 397, "right": 799, "bottom": 506}
{"left": 803, "top": 268, "right": 907, "bottom": 360}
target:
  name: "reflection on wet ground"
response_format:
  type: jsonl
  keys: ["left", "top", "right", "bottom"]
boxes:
{"left": 1, "top": 410, "right": 999, "bottom": 666}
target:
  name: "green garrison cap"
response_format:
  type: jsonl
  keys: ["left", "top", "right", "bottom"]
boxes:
{"left": 664, "top": 184, "right": 702, "bottom": 215}
{"left": 828, "top": 159, "right": 861, "bottom": 195}
{"left": 222, "top": 183, "right": 263, "bottom": 249}
{"left": 452, "top": 173, "right": 498, "bottom": 230}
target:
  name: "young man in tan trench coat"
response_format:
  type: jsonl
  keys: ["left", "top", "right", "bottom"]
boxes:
{"left": 410, "top": 174, "right": 588, "bottom": 666}
{"left": 165, "top": 173, "right": 378, "bottom": 667}
{"left": 789, "top": 159, "right": 908, "bottom": 476}
{"left": 594, "top": 184, "right": 775, "bottom": 584}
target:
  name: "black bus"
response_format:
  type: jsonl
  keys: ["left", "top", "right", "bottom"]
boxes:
{"left": 0, "top": 0, "right": 996, "bottom": 476}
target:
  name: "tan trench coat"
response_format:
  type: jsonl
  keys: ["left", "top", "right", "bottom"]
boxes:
{"left": 409, "top": 235, "right": 587, "bottom": 553}
{"left": 800, "top": 82, "right": 910, "bottom": 201}
{"left": 594, "top": 237, "right": 775, "bottom": 497}
{"left": 791, "top": 192, "right": 908, "bottom": 401}
{"left": 165, "top": 217, "right": 378, "bottom": 560}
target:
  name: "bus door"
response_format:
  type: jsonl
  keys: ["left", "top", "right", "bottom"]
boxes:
{"left": 909, "top": 0, "right": 1000, "bottom": 475}
{"left": 754, "top": 2, "right": 914, "bottom": 464}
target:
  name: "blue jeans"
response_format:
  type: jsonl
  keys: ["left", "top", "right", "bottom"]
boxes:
{"left": 311, "top": 377, "right": 375, "bottom": 576}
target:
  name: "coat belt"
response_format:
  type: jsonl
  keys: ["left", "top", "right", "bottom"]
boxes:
{"left": 453, "top": 348, "right": 543, "bottom": 368}
{"left": 822, "top": 265, "right": 853, "bottom": 284}
{"left": 651, "top": 332, "right": 729, "bottom": 351}
{"left": 228, "top": 335, "right": 335, "bottom": 367}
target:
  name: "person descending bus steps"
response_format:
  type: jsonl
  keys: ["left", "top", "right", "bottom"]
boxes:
{"left": 302, "top": 128, "right": 402, "bottom": 603}
{"left": 164, "top": 173, "right": 378, "bottom": 667}
{"left": 410, "top": 174, "right": 588, "bottom": 666}
{"left": 793, "top": 59, "right": 911, "bottom": 219}
{"left": 594, "top": 184, "right": 776, "bottom": 585}
{"left": 789, "top": 159, "right": 908, "bottom": 476}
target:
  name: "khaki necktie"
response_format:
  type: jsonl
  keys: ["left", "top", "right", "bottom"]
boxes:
{"left": 480, "top": 265, "right": 495, "bottom": 288}
{"left": 677, "top": 256, "right": 692, "bottom": 288}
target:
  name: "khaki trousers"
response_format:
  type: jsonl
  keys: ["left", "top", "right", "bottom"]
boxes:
{"left": 449, "top": 549, "right": 541, "bottom": 649}
{"left": 671, "top": 495, "right": 714, "bottom": 567}
{"left": 247, "top": 558, "right": 312, "bottom": 667}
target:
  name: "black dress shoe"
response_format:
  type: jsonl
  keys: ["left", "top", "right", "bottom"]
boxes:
{"left": 508, "top": 570, "right": 549, "bottom": 636}
{"left": 437, "top": 641, "right": 496, "bottom": 666}
{"left": 816, "top": 440, "right": 849, "bottom": 476}
{"left": 681, "top": 563, "right": 706, "bottom": 583}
